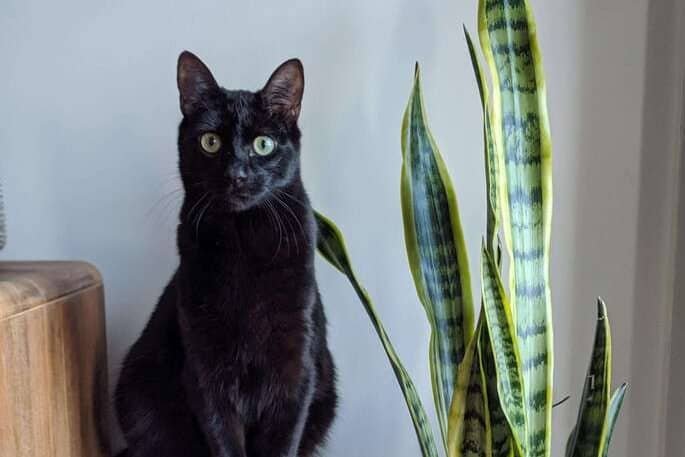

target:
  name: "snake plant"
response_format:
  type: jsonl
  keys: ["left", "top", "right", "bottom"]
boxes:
{"left": 315, "top": 0, "right": 627, "bottom": 456}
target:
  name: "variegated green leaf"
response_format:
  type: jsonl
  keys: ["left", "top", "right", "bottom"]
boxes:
{"left": 480, "top": 322, "right": 514, "bottom": 457}
{"left": 598, "top": 384, "right": 627, "bottom": 457}
{"left": 464, "top": 26, "right": 499, "bottom": 256}
{"left": 462, "top": 350, "right": 489, "bottom": 457}
{"left": 466, "top": 28, "right": 513, "bottom": 455}
{"left": 315, "top": 211, "right": 439, "bottom": 457}
{"left": 401, "top": 63, "right": 476, "bottom": 446}
{"left": 448, "top": 316, "right": 488, "bottom": 457}
{"left": 566, "top": 299, "right": 613, "bottom": 457}
{"left": 481, "top": 244, "right": 526, "bottom": 456}
{"left": 478, "top": 1, "right": 554, "bottom": 455}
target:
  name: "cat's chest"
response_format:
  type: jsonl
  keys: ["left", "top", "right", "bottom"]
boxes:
{"left": 181, "top": 271, "right": 312, "bottom": 419}
{"left": 180, "top": 257, "right": 315, "bottom": 363}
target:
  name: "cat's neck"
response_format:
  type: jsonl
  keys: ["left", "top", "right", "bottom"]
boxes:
{"left": 177, "top": 179, "right": 315, "bottom": 264}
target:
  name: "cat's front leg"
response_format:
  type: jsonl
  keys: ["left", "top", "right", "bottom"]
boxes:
{"left": 246, "top": 372, "right": 315, "bottom": 457}
{"left": 174, "top": 261, "right": 248, "bottom": 457}
{"left": 181, "top": 364, "right": 248, "bottom": 457}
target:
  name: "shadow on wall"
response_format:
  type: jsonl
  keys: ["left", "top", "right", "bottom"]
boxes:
{"left": 631, "top": 0, "right": 685, "bottom": 456}
{"left": 566, "top": 0, "right": 650, "bottom": 456}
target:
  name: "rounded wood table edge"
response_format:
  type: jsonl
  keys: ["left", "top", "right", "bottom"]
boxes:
{"left": 0, "top": 261, "right": 103, "bottom": 320}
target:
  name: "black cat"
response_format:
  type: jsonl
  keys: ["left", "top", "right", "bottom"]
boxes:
{"left": 114, "top": 52, "right": 337, "bottom": 457}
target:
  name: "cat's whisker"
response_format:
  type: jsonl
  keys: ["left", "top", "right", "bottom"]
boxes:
{"left": 186, "top": 191, "right": 210, "bottom": 223}
{"left": 273, "top": 189, "right": 308, "bottom": 240}
{"left": 194, "top": 195, "right": 215, "bottom": 239}
{"left": 148, "top": 181, "right": 210, "bottom": 230}
{"left": 271, "top": 192, "right": 306, "bottom": 255}
{"left": 161, "top": 198, "right": 183, "bottom": 228}
{"left": 266, "top": 192, "right": 291, "bottom": 255}
{"left": 146, "top": 189, "right": 184, "bottom": 230}
{"left": 263, "top": 199, "right": 283, "bottom": 261}
{"left": 274, "top": 188, "right": 308, "bottom": 209}
{"left": 147, "top": 188, "right": 183, "bottom": 216}
{"left": 283, "top": 207, "right": 299, "bottom": 256}
{"left": 271, "top": 199, "right": 290, "bottom": 257}
{"left": 267, "top": 202, "right": 283, "bottom": 262}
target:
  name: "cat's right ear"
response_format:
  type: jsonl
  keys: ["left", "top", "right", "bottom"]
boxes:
{"left": 177, "top": 51, "right": 218, "bottom": 116}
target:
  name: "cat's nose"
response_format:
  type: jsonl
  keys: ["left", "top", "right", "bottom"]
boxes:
{"left": 233, "top": 175, "right": 247, "bottom": 188}
{"left": 226, "top": 166, "right": 248, "bottom": 188}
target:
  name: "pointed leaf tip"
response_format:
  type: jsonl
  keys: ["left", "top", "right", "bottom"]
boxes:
{"left": 597, "top": 297, "right": 607, "bottom": 320}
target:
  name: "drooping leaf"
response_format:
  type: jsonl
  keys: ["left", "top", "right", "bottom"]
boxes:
{"left": 400, "top": 63, "right": 476, "bottom": 446}
{"left": 566, "top": 299, "right": 613, "bottom": 457}
{"left": 315, "top": 211, "right": 440, "bottom": 457}
{"left": 480, "top": 244, "right": 527, "bottom": 455}
{"left": 597, "top": 384, "right": 627, "bottom": 457}
{"left": 478, "top": 1, "right": 554, "bottom": 454}
{"left": 447, "top": 316, "right": 489, "bottom": 457}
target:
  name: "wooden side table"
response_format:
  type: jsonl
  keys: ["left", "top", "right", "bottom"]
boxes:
{"left": 0, "top": 261, "right": 110, "bottom": 457}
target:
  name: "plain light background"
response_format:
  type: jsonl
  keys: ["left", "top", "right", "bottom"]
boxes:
{"left": 1, "top": 1, "right": 683, "bottom": 456}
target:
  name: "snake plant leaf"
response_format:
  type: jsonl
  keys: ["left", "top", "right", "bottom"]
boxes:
{"left": 478, "top": 1, "right": 554, "bottom": 454}
{"left": 481, "top": 244, "right": 526, "bottom": 456}
{"left": 597, "top": 384, "right": 627, "bottom": 457}
{"left": 566, "top": 299, "right": 613, "bottom": 457}
{"left": 314, "top": 211, "right": 439, "bottom": 457}
{"left": 464, "top": 26, "right": 499, "bottom": 256}
{"left": 565, "top": 426, "right": 577, "bottom": 457}
{"left": 400, "top": 62, "right": 476, "bottom": 446}
{"left": 465, "top": 33, "right": 512, "bottom": 454}
{"left": 480, "top": 322, "right": 514, "bottom": 457}
{"left": 447, "top": 316, "right": 489, "bottom": 457}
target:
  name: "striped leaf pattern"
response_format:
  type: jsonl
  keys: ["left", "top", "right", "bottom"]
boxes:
{"left": 465, "top": 27, "right": 515, "bottom": 456}
{"left": 461, "top": 338, "right": 489, "bottom": 457}
{"left": 481, "top": 245, "right": 527, "bottom": 455}
{"left": 448, "top": 317, "right": 488, "bottom": 457}
{"left": 566, "top": 299, "right": 612, "bottom": 457}
{"left": 315, "top": 212, "right": 440, "bottom": 457}
{"left": 478, "top": 1, "right": 554, "bottom": 455}
{"left": 480, "top": 324, "right": 514, "bottom": 457}
{"left": 598, "top": 384, "right": 627, "bottom": 457}
{"left": 401, "top": 63, "right": 475, "bottom": 445}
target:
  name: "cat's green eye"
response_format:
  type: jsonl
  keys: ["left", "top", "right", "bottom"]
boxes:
{"left": 200, "top": 132, "right": 222, "bottom": 155}
{"left": 252, "top": 136, "right": 276, "bottom": 156}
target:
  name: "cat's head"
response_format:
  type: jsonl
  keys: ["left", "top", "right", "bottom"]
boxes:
{"left": 176, "top": 51, "right": 304, "bottom": 212}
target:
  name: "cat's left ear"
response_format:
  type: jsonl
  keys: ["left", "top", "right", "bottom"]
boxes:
{"left": 261, "top": 59, "right": 304, "bottom": 123}
{"left": 177, "top": 51, "right": 218, "bottom": 117}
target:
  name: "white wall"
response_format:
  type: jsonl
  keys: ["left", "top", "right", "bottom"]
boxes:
{"left": 0, "top": 0, "right": 671, "bottom": 456}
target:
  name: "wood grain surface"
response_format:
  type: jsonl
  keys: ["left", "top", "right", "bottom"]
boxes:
{"left": 0, "top": 261, "right": 110, "bottom": 457}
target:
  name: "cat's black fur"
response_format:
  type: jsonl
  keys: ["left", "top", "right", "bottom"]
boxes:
{"left": 114, "top": 52, "right": 337, "bottom": 457}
